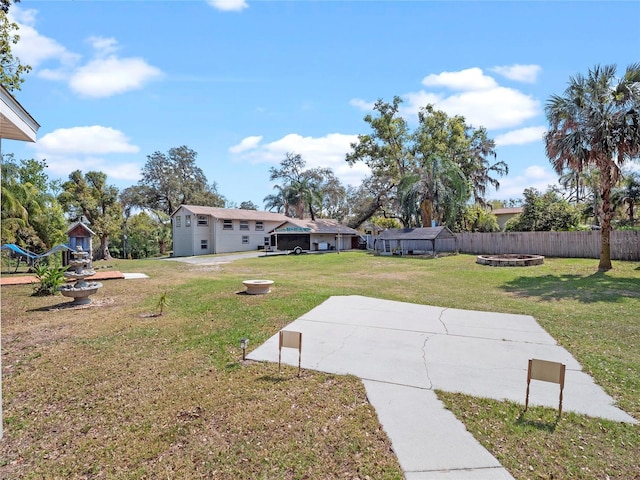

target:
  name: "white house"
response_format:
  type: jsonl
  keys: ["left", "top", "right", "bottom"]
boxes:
{"left": 171, "top": 205, "right": 291, "bottom": 256}
{"left": 171, "top": 205, "right": 362, "bottom": 256}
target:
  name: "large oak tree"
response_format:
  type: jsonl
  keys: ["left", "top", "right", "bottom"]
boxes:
{"left": 122, "top": 145, "right": 225, "bottom": 216}
{"left": 58, "top": 170, "right": 122, "bottom": 260}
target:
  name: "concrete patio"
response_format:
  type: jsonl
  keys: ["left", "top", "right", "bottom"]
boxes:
{"left": 248, "top": 295, "right": 636, "bottom": 479}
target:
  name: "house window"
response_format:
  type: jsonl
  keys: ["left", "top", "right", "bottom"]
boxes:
{"left": 223, "top": 220, "right": 233, "bottom": 230}
{"left": 255, "top": 221, "right": 264, "bottom": 231}
{"left": 185, "top": 215, "right": 191, "bottom": 227}
{"left": 264, "top": 237, "right": 270, "bottom": 246}
{"left": 176, "top": 216, "right": 181, "bottom": 227}
{"left": 197, "top": 215, "right": 208, "bottom": 226}
{"left": 240, "top": 220, "right": 249, "bottom": 231}
{"left": 201, "top": 240, "right": 208, "bottom": 250}
{"left": 242, "top": 236, "right": 249, "bottom": 244}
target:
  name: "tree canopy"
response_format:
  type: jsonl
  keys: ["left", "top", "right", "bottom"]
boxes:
{"left": 1, "top": 156, "right": 66, "bottom": 251}
{"left": 122, "top": 146, "right": 225, "bottom": 216}
{"left": 545, "top": 63, "right": 640, "bottom": 270}
{"left": 58, "top": 170, "right": 122, "bottom": 260}
{"left": 0, "top": 0, "right": 31, "bottom": 91}
{"left": 505, "top": 188, "right": 580, "bottom": 232}
{"left": 266, "top": 152, "right": 346, "bottom": 221}
{"left": 346, "top": 97, "right": 508, "bottom": 230}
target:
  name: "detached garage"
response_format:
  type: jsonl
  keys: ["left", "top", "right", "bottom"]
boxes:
{"left": 375, "top": 227, "right": 457, "bottom": 256}
{"left": 271, "top": 219, "right": 361, "bottom": 253}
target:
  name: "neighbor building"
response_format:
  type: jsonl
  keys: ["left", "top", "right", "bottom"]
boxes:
{"left": 492, "top": 207, "right": 523, "bottom": 231}
{"left": 171, "top": 205, "right": 290, "bottom": 257}
{"left": 171, "top": 205, "right": 361, "bottom": 256}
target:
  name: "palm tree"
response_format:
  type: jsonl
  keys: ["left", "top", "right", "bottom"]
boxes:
{"left": 545, "top": 63, "right": 640, "bottom": 270}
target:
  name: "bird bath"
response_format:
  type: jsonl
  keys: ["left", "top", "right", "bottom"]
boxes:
{"left": 242, "top": 279, "right": 274, "bottom": 295}
{"left": 59, "top": 245, "right": 103, "bottom": 305}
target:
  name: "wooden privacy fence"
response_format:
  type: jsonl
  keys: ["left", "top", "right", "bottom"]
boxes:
{"left": 455, "top": 231, "right": 640, "bottom": 261}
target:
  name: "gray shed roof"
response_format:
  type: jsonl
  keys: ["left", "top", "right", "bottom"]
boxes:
{"left": 377, "top": 227, "right": 456, "bottom": 241}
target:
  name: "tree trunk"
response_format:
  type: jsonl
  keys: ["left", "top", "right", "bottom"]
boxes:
{"left": 99, "top": 235, "right": 112, "bottom": 261}
{"left": 598, "top": 166, "right": 613, "bottom": 271}
{"left": 420, "top": 198, "right": 433, "bottom": 227}
{"left": 346, "top": 198, "right": 383, "bottom": 230}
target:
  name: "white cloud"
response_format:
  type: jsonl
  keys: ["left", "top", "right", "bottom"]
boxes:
{"left": 10, "top": 6, "right": 80, "bottom": 68}
{"left": 36, "top": 126, "right": 140, "bottom": 155}
{"left": 88, "top": 36, "right": 120, "bottom": 57}
{"left": 495, "top": 126, "right": 546, "bottom": 146}
{"left": 491, "top": 64, "right": 541, "bottom": 83}
{"left": 229, "top": 136, "right": 263, "bottom": 153}
{"left": 349, "top": 98, "right": 376, "bottom": 111}
{"left": 352, "top": 67, "right": 541, "bottom": 130}
{"left": 41, "top": 155, "right": 142, "bottom": 183}
{"left": 69, "top": 56, "right": 163, "bottom": 98}
{"left": 422, "top": 67, "right": 498, "bottom": 91}
{"left": 207, "top": 0, "right": 249, "bottom": 12}
{"left": 404, "top": 85, "right": 540, "bottom": 129}
{"left": 32, "top": 126, "right": 142, "bottom": 183}
{"left": 10, "top": 6, "right": 162, "bottom": 98}
{"left": 491, "top": 165, "right": 559, "bottom": 199}
{"left": 101, "top": 162, "right": 143, "bottom": 181}
{"left": 229, "top": 133, "right": 370, "bottom": 187}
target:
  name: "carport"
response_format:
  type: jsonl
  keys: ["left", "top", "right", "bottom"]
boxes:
{"left": 375, "top": 226, "right": 456, "bottom": 256}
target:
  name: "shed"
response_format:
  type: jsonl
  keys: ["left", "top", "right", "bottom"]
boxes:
{"left": 375, "top": 227, "right": 457, "bottom": 256}
{"left": 66, "top": 221, "right": 95, "bottom": 254}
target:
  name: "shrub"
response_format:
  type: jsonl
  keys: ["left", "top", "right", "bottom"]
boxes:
{"left": 32, "top": 260, "right": 68, "bottom": 296}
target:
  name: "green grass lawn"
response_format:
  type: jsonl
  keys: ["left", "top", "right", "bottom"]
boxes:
{"left": 1, "top": 252, "right": 638, "bottom": 479}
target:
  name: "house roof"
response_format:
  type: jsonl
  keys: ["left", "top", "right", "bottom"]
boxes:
{"left": 175, "top": 205, "right": 290, "bottom": 222}
{"left": 377, "top": 227, "right": 456, "bottom": 241}
{"left": 291, "top": 218, "right": 360, "bottom": 235}
{"left": 492, "top": 207, "right": 523, "bottom": 215}
{"left": 0, "top": 85, "right": 40, "bottom": 142}
{"left": 66, "top": 221, "right": 96, "bottom": 236}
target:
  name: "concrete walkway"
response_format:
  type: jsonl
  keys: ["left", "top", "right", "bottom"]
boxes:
{"left": 248, "top": 295, "right": 636, "bottom": 479}
{"left": 0, "top": 270, "right": 126, "bottom": 285}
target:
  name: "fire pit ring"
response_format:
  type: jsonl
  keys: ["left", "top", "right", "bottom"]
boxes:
{"left": 476, "top": 254, "right": 544, "bottom": 267}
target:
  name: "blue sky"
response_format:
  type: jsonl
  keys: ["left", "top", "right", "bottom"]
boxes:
{"left": 5, "top": 0, "right": 640, "bottom": 208}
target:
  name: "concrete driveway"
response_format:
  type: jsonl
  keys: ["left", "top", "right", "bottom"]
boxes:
{"left": 248, "top": 295, "right": 636, "bottom": 479}
{"left": 164, "top": 251, "right": 266, "bottom": 265}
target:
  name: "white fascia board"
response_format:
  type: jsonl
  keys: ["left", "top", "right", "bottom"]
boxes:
{"left": 0, "top": 86, "right": 40, "bottom": 142}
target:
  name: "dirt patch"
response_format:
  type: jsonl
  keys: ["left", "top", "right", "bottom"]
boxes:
{"left": 45, "top": 297, "right": 116, "bottom": 311}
